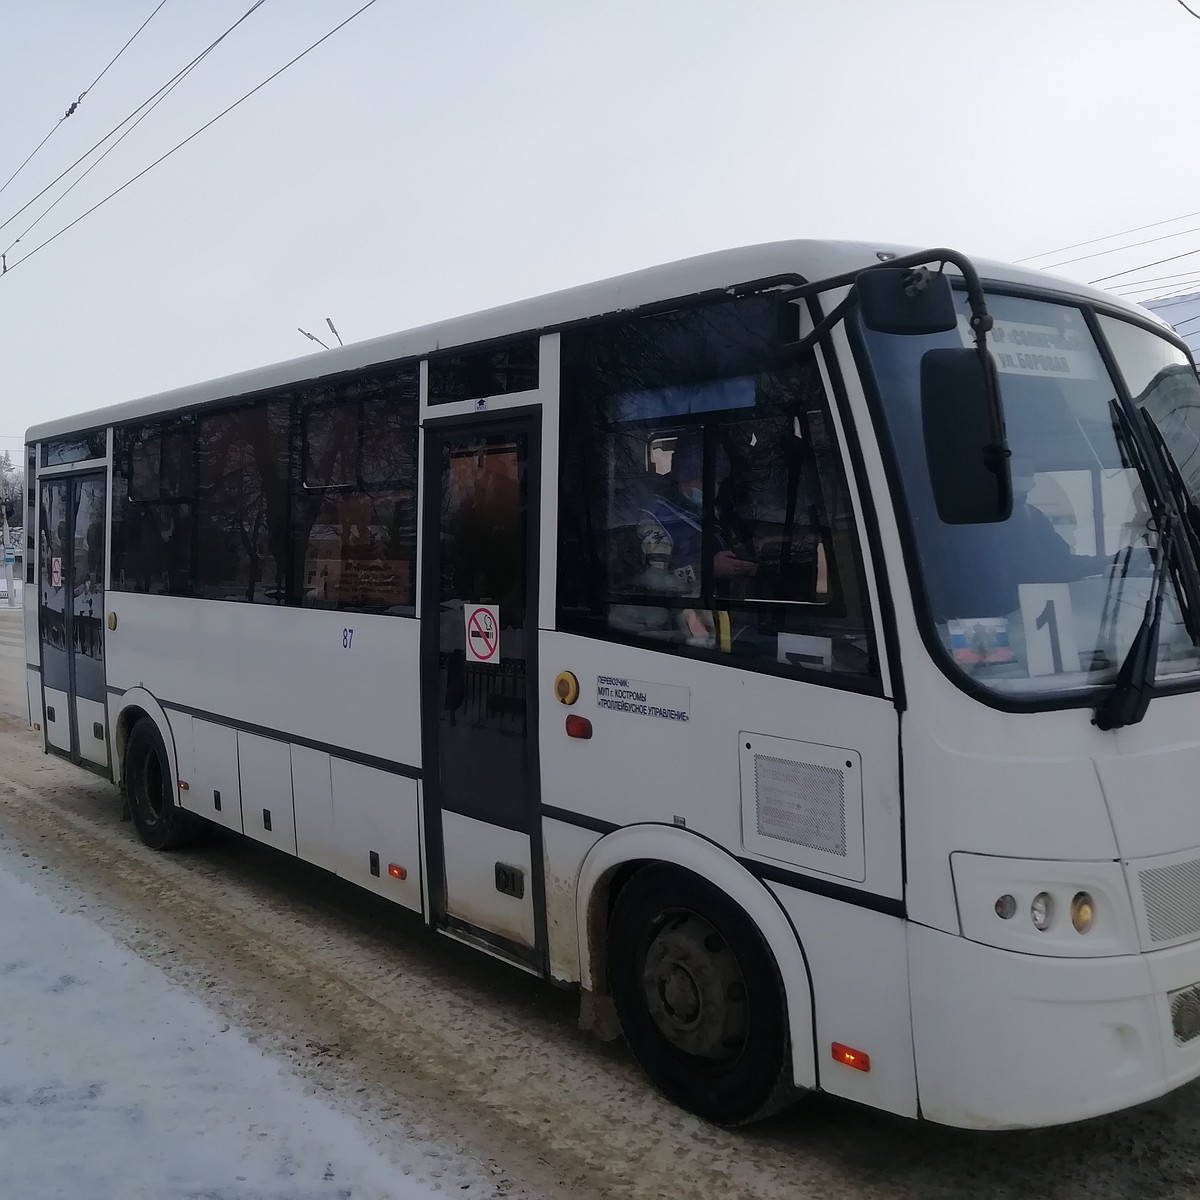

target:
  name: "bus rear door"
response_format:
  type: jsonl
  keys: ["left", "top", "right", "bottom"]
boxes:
{"left": 38, "top": 473, "right": 108, "bottom": 770}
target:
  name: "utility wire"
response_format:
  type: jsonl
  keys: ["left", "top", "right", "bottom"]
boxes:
{"left": 1017, "top": 209, "right": 1200, "bottom": 264}
{"left": 0, "top": 0, "right": 269, "bottom": 249}
{"left": 4, "top": 34, "right": 214, "bottom": 257}
{"left": 1118, "top": 280, "right": 1200, "bottom": 300}
{"left": 1112, "top": 267, "right": 1200, "bottom": 290}
{"left": 0, "top": 0, "right": 170, "bottom": 204}
{"left": 1176, "top": 0, "right": 1200, "bottom": 19}
{"left": 1116, "top": 280, "right": 1200, "bottom": 300}
{"left": 2, "top": 0, "right": 380, "bottom": 277}
{"left": 1039, "top": 223, "right": 1200, "bottom": 271}
{"left": 1090, "top": 247, "right": 1200, "bottom": 286}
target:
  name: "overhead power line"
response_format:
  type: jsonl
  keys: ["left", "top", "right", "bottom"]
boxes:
{"left": 0, "top": 0, "right": 171, "bottom": 204}
{"left": 1176, "top": 0, "right": 1200, "bottom": 19}
{"left": 1116, "top": 279, "right": 1200, "bottom": 299}
{"left": 1113, "top": 267, "right": 1200, "bottom": 290}
{"left": 0, "top": 0, "right": 270, "bottom": 250}
{"left": 1089, "top": 247, "right": 1200, "bottom": 286}
{"left": 1017, "top": 209, "right": 1200, "bottom": 264}
{"left": 1038, "top": 223, "right": 1200, "bottom": 271}
{"left": 4, "top": 29, "right": 223, "bottom": 258}
{"left": 1, "top": 0, "right": 381, "bottom": 278}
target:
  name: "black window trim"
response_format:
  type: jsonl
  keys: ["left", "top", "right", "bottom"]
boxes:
{"left": 426, "top": 333, "right": 542, "bottom": 406}
{"left": 554, "top": 284, "right": 886, "bottom": 698}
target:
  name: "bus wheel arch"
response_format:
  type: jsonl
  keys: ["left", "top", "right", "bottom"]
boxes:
{"left": 576, "top": 825, "right": 817, "bottom": 1117}
{"left": 112, "top": 690, "right": 179, "bottom": 791}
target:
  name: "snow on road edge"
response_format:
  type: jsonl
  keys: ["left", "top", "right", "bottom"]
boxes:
{"left": 0, "top": 839, "right": 496, "bottom": 1200}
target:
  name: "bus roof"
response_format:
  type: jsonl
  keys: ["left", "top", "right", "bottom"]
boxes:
{"left": 25, "top": 238, "right": 1164, "bottom": 443}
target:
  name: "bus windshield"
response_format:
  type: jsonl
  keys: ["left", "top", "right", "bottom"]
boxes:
{"left": 858, "top": 291, "right": 1200, "bottom": 699}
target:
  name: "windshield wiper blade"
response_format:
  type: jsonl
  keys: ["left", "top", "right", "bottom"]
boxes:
{"left": 1094, "top": 512, "right": 1176, "bottom": 731}
{"left": 1139, "top": 409, "right": 1200, "bottom": 640}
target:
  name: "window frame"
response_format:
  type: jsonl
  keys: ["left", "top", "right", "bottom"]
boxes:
{"left": 555, "top": 289, "right": 884, "bottom": 696}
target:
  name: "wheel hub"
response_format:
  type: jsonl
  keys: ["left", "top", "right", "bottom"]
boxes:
{"left": 641, "top": 910, "right": 749, "bottom": 1061}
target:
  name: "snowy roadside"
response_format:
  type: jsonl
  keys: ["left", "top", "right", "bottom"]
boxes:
{"left": 0, "top": 839, "right": 494, "bottom": 1200}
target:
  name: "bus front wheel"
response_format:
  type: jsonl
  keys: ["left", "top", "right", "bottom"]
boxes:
{"left": 608, "top": 864, "right": 798, "bottom": 1126}
{"left": 125, "top": 718, "right": 205, "bottom": 851}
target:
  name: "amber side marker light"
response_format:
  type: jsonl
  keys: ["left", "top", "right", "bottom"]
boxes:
{"left": 832, "top": 1042, "right": 870, "bottom": 1072}
{"left": 387, "top": 864, "right": 407, "bottom": 880}
{"left": 178, "top": 780, "right": 190, "bottom": 791}
{"left": 565, "top": 714, "right": 593, "bottom": 739}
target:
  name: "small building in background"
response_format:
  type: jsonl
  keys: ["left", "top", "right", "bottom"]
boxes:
{"left": 1144, "top": 292, "right": 1200, "bottom": 358}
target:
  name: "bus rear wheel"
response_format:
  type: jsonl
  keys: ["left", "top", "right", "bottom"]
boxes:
{"left": 125, "top": 718, "right": 205, "bottom": 851}
{"left": 608, "top": 864, "right": 798, "bottom": 1126}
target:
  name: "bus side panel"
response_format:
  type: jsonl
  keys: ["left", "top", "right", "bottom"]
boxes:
{"left": 44, "top": 685, "right": 70, "bottom": 752}
{"left": 537, "top": 630, "right": 902, "bottom": 903}
{"left": 292, "top": 744, "right": 337, "bottom": 873}
{"left": 541, "top": 815, "right": 603, "bottom": 983}
{"left": 26, "top": 669, "right": 41, "bottom": 732}
{"left": 181, "top": 717, "right": 245, "bottom": 835}
{"left": 238, "top": 731, "right": 297, "bottom": 856}
{"left": 103, "top": 595, "right": 422, "bottom": 775}
{"left": 767, "top": 883, "right": 917, "bottom": 1116}
{"left": 330, "top": 758, "right": 422, "bottom": 915}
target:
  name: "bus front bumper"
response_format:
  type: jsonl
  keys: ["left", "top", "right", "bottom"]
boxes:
{"left": 907, "top": 923, "right": 1200, "bottom": 1129}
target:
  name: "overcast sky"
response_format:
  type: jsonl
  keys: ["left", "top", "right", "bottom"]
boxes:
{"left": 2, "top": 0, "right": 1198, "bottom": 453}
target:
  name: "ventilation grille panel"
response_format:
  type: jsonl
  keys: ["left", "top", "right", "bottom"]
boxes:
{"left": 754, "top": 754, "right": 847, "bottom": 858}
{"left": 1140, "top": 856, "right": 1200, "bottom": 945}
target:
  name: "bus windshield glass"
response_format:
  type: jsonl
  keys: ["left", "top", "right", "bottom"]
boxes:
{"left": 858, "top": 291, "right": 1200, "bottom": 698}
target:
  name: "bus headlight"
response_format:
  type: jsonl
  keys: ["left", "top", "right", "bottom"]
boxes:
{"left": 1071, "top": 891, "right": 1096, "bottom": 934}
{"left": 953, "top": 853, "right": 1139, "bottom": 957}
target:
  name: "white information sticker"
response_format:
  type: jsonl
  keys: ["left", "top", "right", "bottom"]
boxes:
{"left": 595, "top": 675, "right": 690, "bottom": 723}
{"left": 776, "top": 632, "right": 833, "bottom": 671}
{"left": 957, "top": 315, "right": 1100, "bottom": 381}
{"left": 464, "top": 604, "right": 500, "bottom": 664}
{"left": 1019, "top": 583, "right": 1080, "bottom": 677}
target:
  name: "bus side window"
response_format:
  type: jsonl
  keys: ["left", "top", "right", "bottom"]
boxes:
{"left": 558, "top": 295, "right": 877, "bottom": 682}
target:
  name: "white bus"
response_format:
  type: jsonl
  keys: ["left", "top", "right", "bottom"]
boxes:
{"left": 24, "top": 240, "right": 1200, "bottom": 1129}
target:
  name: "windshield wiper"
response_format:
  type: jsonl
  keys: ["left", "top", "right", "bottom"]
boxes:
{"left": 1139, "top": 410, "right": 1200, "bottom": 640}
{"left": 1094, "top": 512, "right": 1176, "bottom": 731}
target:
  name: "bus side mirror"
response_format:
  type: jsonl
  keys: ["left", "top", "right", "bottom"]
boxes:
{"left": 858, "top": 267, "right": 958, "bottom": 335}
{"left": 921, "top": 348, "right": 1012, "bottom": 525}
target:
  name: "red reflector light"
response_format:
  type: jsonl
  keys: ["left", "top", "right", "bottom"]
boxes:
{"left": 565, "top": 715, "right": 593, "bottom": 739}
{"left": 32, "top": 723, "right": 40, "bottom": 732}
{"left": 388, "top": 863, "right": 406, "bottom": 880}
{"left": 178, "top": 780, "right": 190, "bottom": 791}
{"left": 832, "top": 1042, "right": 870, "bottom": 1072}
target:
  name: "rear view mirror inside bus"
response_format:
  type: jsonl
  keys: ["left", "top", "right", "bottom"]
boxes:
{"left": 920, "top": 348, "right": 1012, "bottom": 525}
{"left": 857, "top": 266, "right": 958, "bottom": 335}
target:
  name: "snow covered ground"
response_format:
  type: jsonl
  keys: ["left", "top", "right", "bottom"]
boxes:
{"left": 0, "top": 840, "right": 486, "bottom": 1200}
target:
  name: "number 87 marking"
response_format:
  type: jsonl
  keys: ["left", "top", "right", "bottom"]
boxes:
{"left": 343, "top": 628, "right": 354, "bottom": 649}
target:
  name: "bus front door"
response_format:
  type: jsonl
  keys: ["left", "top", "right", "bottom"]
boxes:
{"left": 421, "top": 412, "right": 545, "bottom": 971}
{"left": 38, "top": 474, "right": 108, "bottom": 770}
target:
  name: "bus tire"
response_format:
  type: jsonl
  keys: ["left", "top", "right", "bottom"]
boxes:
{"left": 124, "top": 718, "right": 205, "bottom": 851}
{"left": 608, "top": 863, "right": 799, "bottom": 1126}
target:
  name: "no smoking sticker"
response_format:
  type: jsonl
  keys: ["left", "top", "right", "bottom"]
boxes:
{"left": 51, "top": 556, "right": 62, "bottom": 587}
{"left": 464, "top": 604, "right": 500, "bottom": 664}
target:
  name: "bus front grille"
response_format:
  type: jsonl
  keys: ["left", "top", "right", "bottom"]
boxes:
{"left": 1140, "top": 857, "right": 1200, "bottom": 945}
